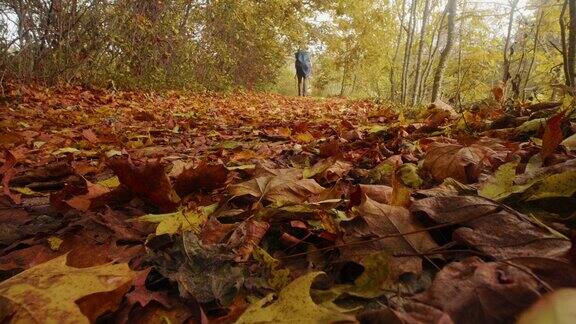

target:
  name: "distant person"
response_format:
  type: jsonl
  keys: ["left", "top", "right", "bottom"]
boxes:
{"left": 295, "top": 49, "right": 312, "bottom": 96}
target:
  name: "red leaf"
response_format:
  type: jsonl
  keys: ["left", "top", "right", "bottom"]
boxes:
{"left": 82, "top": 129, "right": 100, "bottom": 143}
{"left": 0, "top": 150, "right": 21, "bottom": 204}
{"left": 174, "top": 161, "right": 228, "bottom": 197}
{"left": 108, "top": 158, "right": 180, "bottom": 212}
{"left": 127, "top": 269, "right": 172, "bottom": 308}
{"left": 541, "top": 111, "right": 565, "bottom": 163}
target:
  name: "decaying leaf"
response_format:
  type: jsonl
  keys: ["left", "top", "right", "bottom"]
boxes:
{"left": 169, "top": 232, "right": 244, "bottom": 305}
{"left": 342, "top": 196, "right": 438, "bottom": 277}
{"left": 525, "top": 170, "right": 576, "bottom": 201}
{"left": 410, "top": 257, "right": 544, "bottom": 324}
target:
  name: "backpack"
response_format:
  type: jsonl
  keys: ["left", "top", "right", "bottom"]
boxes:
{"left": 295, "top": 50, "right": 312, "bottom": 77}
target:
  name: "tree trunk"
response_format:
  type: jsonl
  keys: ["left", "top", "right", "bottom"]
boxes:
{"left": 390, "top": 0, "right": 407, "bottom": 101}
{"left": 522, "top": 7, "right": 544, "bottom": 99}
{"left": 419, "top": 6, "right": 446, "bottom": 104}
{"left": 567, "top": 0, "right": 576, "bottom": 87}
{"left": 560, "top": 0, "right": 570, "bottom": 86}
{"left": 501, "top": 0, "right": 520, "bottom": 97}
{"left": 401, "top": 0, "right": 418, "bottom": 104}
{"left": 431, "top": 0, "right": 456, "bottom": 102}
{"left": 411, "top": 0, "right": 431, "bottom": 106}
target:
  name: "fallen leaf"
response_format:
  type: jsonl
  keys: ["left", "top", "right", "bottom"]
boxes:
{"left": 0, "top": 150, "right": 20, "bottom": 204}
{"left": 108, "top": 158, "right": 180, "bottom": 212}
{"left": 561, "top": 133, "right": 576, "bottom": 151}
{"left": 174, "top": 161, "right": 228, "bottom": 196}
{"left": 65, "top": 181, "right": 110, "bottom": 211}
{"left": 82, "top": 129, "right": 100, "bottom": 144}
{"left": 541, "top": 111, "right": 565, "bottom": 162}
{"left": 0, "top": 254, "right": 135, "bottom": 323}
{"left": 47, "top": 236, "right": 63, "bottom": 251}
{"left": 517, "top": 289, "right": 576, "bottom": 324}
{"left": 228, "top": 220, "right": 270, "bottom": 262}
{"left": 526, "top": 170, "right": 576, "bottom": 201}
{"left": 342, "top": 196, "right": 438, "bottom": 277}
{"left": 168, "top": 232, "right": 244, "bottom": 305}
{"left": 229, "top": 170, "right": 326, "bottom": 206}
{"left": 126, "top": 269, "right": 171, "bottom": 308}
{"left": 132, "top": 208, "right": 208, "bottom": 236}
{"left": 411, "top": 196, "right": 571, "bottom": 259}
{"left": 410, "top": 257, "right": 543, "bottom": 324}
{"left": 236, "top": 272, "right": 354, "bottom": 324}
{"left": 478, "top": 160, "right": 526, "bottom": 201}
{"left": 422, "top": 141, "right": 505, "bottom": 183}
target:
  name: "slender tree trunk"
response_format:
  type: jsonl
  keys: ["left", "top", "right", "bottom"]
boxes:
{"left": 340, "top": 66, "right": 348, "bottom": 96}
{"left": 522, "top": 8, "right": 544, "bottom": 99}
{"left": 567, "top": 0, "right": 576, "bottom": 87}
{"left": 401, "top": 0, "right": 418, "bottom": 104}
{"left": 390, "top": 0, "right": 407, "bottom": 101}
{"left": 512, "top": 32, "right": 528, "bottom": 99}
{"left": 419, "top": 6, "right": 446, "bottom": 103}
{"left": 431, "top": 0, "right": 456, "bottom": 102}
{"left": 456, "top": 3, "right": 465, "bottom": 110}
{"left": 560, "top": 0, "right": 571, "bottom": 86}
{"left": 411, "top": 0, "right": 431, "bottom": 106}
{"left": 502, "top": 0, "right": 520, "bottom": 94}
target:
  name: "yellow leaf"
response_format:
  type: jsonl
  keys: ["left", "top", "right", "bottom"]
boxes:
{"left": 52, "top": 147, "right": 80, "bottom": 156}
{"left": 96, "top": 176, "right": 120, "bottom": 189}
{"left": 527, "top": 170, "right": 576, "bottom": 201}
{"left": 478, "top": 161, "right": 522, "bottom": 201}
{"left": 0, "top": 254, "right": 136, "bottom": 324}
{"left": 518, "top": 289, "right": 576, "bottom": 324}
{"left": 252, "top": 246, "right": 291, "bottom": 290}
{"left": 561, "top": 133, "right": 576, "bottom": 151}
{"left": 132, "top": 209, "right": 208, "bottom": 236}
{"left": 236, "top": 272, "right": 353, "bottom": 324}
{"left": 47, "top": 237, "right": 63, "bottom": 251}
{"left": 294, "top": 132, "right": 314, "bottom": 143}
{"left": 12, "top": 187, "right": 37, "bottom": 196}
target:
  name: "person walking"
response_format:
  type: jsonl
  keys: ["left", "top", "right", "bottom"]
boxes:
{"left": 295, "top": 49, "right": 312, "bottom": 96}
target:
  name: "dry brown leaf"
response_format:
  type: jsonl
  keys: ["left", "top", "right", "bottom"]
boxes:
{"left": 411, "top": 196, "right": 571, "bottom": 259}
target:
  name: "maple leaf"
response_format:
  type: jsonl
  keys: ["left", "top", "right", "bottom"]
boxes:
{"left": 342, "top": 196, "right": 438, "bottom": 277}
{"left": 229, "top": 170, "right": 326, "bottom": 206}
{"left": 0, "top": 254, "right": 135, "bottom": 324}
{"left": 174, "top": 161, "right": 228, "bottom": 197}
{"left": 411, "top": 196, "right": 570, "bottom": 259}
{"left": 108, "top": 157, "right": 180, "bottom": 212}
{"left": 65, "top": 181, "right": 110, "bottom": 211}
{"left": 236, "top": 272, "right": 354, "bottom": 324}
{"left": 132, "top": 206, "right": 213, "bottom": 236}
{"left": 126, "top": 269, "right": 171, "bottom": 308}
{"left": 422, "top": 141, "right": 506, "bottom": 183}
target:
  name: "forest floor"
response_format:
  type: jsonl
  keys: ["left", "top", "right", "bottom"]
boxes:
{"left": 0, "top": 84, "right": 575, "bottom": 323}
